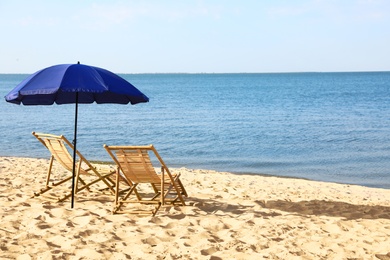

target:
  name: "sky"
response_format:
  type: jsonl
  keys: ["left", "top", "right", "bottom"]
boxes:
{"left": 0, "top": 0, "right": 389, "bottom": 73}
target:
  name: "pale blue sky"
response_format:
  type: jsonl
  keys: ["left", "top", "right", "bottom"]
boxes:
{"left": 1, "top": 0, "right": 389, "bottom": 73}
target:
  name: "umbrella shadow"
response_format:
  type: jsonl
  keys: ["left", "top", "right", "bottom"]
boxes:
{"left": 257, "top": 199, "right": 390, "bottom": 220}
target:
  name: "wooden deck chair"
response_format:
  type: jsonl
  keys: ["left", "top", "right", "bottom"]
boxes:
{"left": 103, "top": 144, "right": 187, "bottom": 216}
{"left": 32, "top": 132, "right": 116, "bottom": 202}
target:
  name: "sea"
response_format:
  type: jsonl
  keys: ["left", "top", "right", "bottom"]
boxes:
{"left": 1, "top": 72, "right": 389, "bottom": 189}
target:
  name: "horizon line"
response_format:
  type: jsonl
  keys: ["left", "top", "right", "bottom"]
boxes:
{"left": 1, "top": 70, "right": 390, "bottom": 75}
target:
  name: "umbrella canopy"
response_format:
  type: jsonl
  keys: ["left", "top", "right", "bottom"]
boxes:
{"left": 4, "top": 63, "right": 149, "bottom": 208}
{"left": 5, "top": 63, "right": 149, "bottom": 105}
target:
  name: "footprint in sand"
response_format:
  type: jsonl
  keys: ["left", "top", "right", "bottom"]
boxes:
{"left": 376, "top": 253, "right": 390, "bottom": 260}
{"left": 142, "top": 237, "right": 160, "bottom": 246}
{"left": 164, "top": 222, "right": 177, "bottom": 229}
{"left": 200, "top": 247, "right": 218, "bottom": 256}
{"left": 71, "top": 215, "right": 91, "bottom": 226}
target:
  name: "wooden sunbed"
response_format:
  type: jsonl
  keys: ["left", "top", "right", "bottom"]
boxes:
{"left": 32, "top": 132, "right": 116, "bottom": 202}
{"left": 103, "top": 144, "right": 187, "bottom": 216}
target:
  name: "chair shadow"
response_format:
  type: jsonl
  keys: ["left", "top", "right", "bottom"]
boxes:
{"left": 170, "top": 197, "right": 282, "bottom": 219}
{"left": 257, "top": 199, "right": 390, "bottom": 220}
{"left": 166, "top": 197, "right": 390, "bottom": 221}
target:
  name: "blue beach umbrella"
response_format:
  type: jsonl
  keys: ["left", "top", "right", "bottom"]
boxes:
{"left": 4, "top": 62, "right": 149, "bottom": 208}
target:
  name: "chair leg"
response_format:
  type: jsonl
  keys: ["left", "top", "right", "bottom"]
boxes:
{"left": 152, "top": 203, "right": 162, "bottom": 216}
{"left": 45, "top": 156, "right": 54, "bottom": 187}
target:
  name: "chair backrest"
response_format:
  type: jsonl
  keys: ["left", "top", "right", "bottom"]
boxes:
{"left": 104, "top": 145, "right": 164, "bottom": 184}
{"left": 32, "top": 132, "right": 90, "bottom": 175}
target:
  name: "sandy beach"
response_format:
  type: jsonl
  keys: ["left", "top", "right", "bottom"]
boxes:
{"left": 1, "top": 156, "right": 389, "bottom": 259}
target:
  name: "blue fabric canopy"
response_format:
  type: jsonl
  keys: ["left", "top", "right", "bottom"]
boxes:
{"left": 5, "top": 63, "right": 149, "bottom": 105}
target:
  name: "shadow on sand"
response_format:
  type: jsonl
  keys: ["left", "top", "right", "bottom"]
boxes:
{"left": 257, "top": 199, "right": 390, "bottom": 220}
{"left": 167, "top": 197, "right": 390, "bottom": 221}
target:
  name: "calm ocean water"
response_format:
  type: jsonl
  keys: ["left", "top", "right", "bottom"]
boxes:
{"left": 1, "top": 72, "right": 390, "bottom": 189}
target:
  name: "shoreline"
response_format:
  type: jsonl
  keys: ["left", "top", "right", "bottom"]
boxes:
{"left": 1, "top": 156, "right": 390, "bottom": 259}
{"left": 2, "top": 155, "right": 389, "bottom": 190}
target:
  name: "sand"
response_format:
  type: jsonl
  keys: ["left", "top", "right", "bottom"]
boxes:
{"left": 0, "top": 156, "right": 389, "bottom": 260}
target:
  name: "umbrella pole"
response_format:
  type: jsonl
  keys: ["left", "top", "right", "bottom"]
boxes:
{"left": 71, "top": 92, "right": 79, "bottom": 208}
